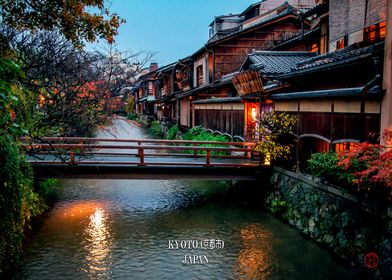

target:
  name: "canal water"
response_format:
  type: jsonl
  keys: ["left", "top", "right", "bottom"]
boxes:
{"left": 16, "top": 119, "right": 350, "bottom": 279}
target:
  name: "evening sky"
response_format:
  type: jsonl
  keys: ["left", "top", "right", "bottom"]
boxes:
{"left": 104, "top": 0, "right": 257, "bottom": 66}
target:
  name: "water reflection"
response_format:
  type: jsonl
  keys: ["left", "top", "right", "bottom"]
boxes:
{"left": 60, "top": 201, "right": 101, "bottom": 220}
{"left": 83, "top": 207, "right": 112, "bottom": 279}
{"left": 235, "top": 224, "right": 275, "bottom": 279}
{"left": 17, "top": 182, "right": 350, "bottom": 280}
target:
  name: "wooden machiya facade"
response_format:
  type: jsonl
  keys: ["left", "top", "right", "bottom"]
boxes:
{"left": 270, "top": 44, "right": 384, "bottom": 168}
{"left": 260, "top": 0, "right": 388, "bottom": 168}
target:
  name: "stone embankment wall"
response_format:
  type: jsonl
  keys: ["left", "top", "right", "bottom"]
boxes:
{"left": 267, "top": 167, "right": 392, "bottom": 279}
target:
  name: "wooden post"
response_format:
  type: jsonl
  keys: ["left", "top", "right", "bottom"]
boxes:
{"left": 70, "top": 149, "right": 75, "bottom": 164}
{"left": 206, "top": 150, "right": 211, "bottom": 165}
{"left": 136, "top": 141, "right": 141, "bottom": 157}
{"left": 246, "top": 144, "right": 251, "bottom": 159}
{"left": 138, "top": 148, "right": 145, "bottom": 166}
{"left": 79, "top": 140, "right": 84, "bottom": 155}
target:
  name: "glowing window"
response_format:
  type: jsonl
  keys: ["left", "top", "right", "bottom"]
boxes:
{"left": 365, "top": 21, "right": 386, "bottom": 43}
{"left": 336, "top": 38, "right": 345, "bottom": 50}
{"left": 310, "top": 43, "right": 318, "bottom": 52}
{"left": 334, "top": 142, "right": 359, "bottom": 153}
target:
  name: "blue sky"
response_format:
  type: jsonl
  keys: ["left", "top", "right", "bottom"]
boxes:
{"left": 104, "top": 0, "right": 257, "bottom": 66}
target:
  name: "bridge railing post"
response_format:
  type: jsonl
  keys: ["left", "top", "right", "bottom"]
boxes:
{"left": 193, "top": 143, "right": 197, "bottom": 157}
{"left": 69, "top": 149, "right": 75, "bottom": 164}
{"left": 138, "top": 148, "right": 145, "bottom": 166}
{"left": 206, "top": 149, "right": 211, "bottom": 166}
{"left": 136, "top": 141, "right": 141, "bottom": 157}
{"left": 79, "top": 140, "right": 84, "bottom": 155}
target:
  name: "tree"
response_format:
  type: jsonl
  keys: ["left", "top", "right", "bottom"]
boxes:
{"left": 0, "top": 0, "right": 125, "bottom": 274}
{"left": 254, "top": 110, "right": 297, "bottom": 164}
{"left": 0, "top": 0, "right": 124, "bottom": 47}
{"left": 1, "top": 28, "right": 153, "bottom": 136}
{"left": 337, "top": 130, "right": 392, "bottom": 198}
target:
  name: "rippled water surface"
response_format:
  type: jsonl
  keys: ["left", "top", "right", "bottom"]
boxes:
{"left": 17, "top": 179, "right": 350, "bottom": 280}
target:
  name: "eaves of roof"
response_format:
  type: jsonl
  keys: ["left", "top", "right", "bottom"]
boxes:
{"left": 178, "top": 79, "right": 233, "bottom": 99}
{"left": 275, "top": 52, "right": 373, "bottom": 80}
{"left": 301, "top": 2, "right": 328, "bottom": 18}
{"left": 270, "top": 86, "right": 384, "bottom": 100}
{"left": 192, "top": 97, "right": 242, "bottom": 104}
{"left": 270, "top": 27, "right": 320, "bottom": 50}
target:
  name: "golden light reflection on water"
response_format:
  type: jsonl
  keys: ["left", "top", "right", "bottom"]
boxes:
{"left": 84, "top": 207, "right": 113, "bottom": 278}
{"left": 234, "top": 224, "right": 274, "bottom": 280}
{"left": 59, "top": 201, "right": 102, "bottom": 221}
{"left": 53, "top": 201, "right": 113, "bottom": 278}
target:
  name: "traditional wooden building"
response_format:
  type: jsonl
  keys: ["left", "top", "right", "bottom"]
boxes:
{"left": 178, "top": 1, "right": 318, "bottom": 138}
{"left": 271, "top": 44, "right": 384, "bottom": 168}
{"left": 261, "top": 0, "right": 388, "bottom": 168}
{"left": 133, "top": 63, "right": 159, "bottom": 118}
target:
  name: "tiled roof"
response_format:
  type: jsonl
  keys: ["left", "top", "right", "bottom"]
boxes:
{"left": 244, "top": 51, "right": 316, "bottom": 75}
{"left": 271, "top": 27, "right": 320, "bottom": 50}
{"left": 272, "top": 43, "right": 382, "bottom": 79}
{"left": 293, "top": 44, "right": 374, "bottom": 71}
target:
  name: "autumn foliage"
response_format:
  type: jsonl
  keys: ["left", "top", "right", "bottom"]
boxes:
{"left": 0, "top": 0, "right": 124, "bottom": 47}
{"left": 337, "top": 130, "right": 392, "bottom": 195}
{"left": 308, "top": 130, "right": 392, "bottom": 200}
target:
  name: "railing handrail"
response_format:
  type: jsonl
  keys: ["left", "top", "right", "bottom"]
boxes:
{"left": 23, "top": 143, "right": 254, "bottom": 152}
{"left": 21, "top": 137, "right": 256, "bottom": 147}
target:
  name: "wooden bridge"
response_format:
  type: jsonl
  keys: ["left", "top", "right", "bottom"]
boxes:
{"left": 23, "top": 137, "right": 266, "bottom": 180}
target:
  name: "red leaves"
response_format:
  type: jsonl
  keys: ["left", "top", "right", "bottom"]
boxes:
{"left": 337, "top": 129, "right": 392, "bottom": 196}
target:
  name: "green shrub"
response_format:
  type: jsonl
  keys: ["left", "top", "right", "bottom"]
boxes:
{"left": 270, "top": 198, "right": 287, "bottom": 215}
{"left": 127, "top": 113, "right": 137, "bottom": 120}
{"left": 0, "top": 135, "right": 47, "bottom": 273}
{"left": 307, "top": 152, "right": 355, "bottom": 187}
{"left": 35, "top": 178, "right": 62, "bottom": 207}
{"left": 182, "top": 126, "right": 229, "bottom": 155}
{"left": 166, "top": 125, "right": 180, "bottom": 140}
{"left": 149, "top": 120, "right": 163, "bottom": 136}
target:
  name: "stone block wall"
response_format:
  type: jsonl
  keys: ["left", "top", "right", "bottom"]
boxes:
{"left": 267, "top": 167, "right": 392, "bottom": 279}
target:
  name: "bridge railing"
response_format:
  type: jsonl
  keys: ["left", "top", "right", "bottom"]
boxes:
{"left": 21, "top": 137, "right": 261, "bottom": 167}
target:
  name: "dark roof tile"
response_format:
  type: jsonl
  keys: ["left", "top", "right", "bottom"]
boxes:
{"left": 293, "top": 44, "right": 375, "bottom": 71}
{"left": 244, "top": 51, "right": 316, "bottom": 75}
